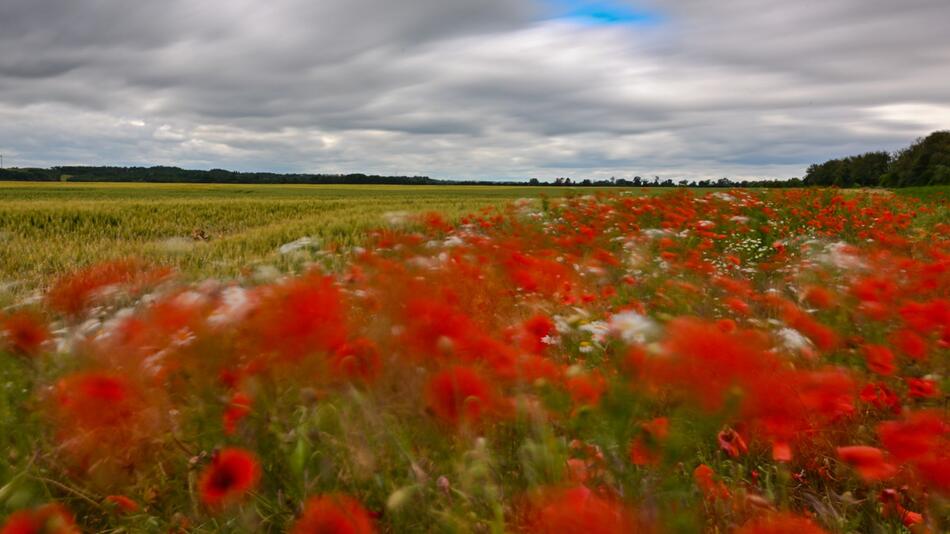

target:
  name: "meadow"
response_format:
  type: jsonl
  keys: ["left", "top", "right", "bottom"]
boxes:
{"left": 0, "top": 182, "right": 581, "bottom": 300}
{"left": 0, "top": 184, "right": 948, "bottom": 533}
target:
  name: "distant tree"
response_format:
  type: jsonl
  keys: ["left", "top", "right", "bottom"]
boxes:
{"left": 804, "top": 151, "right": 890, "bottom": 187}
{"left": 883, "top": 131, "right": 950, "bottom": 187}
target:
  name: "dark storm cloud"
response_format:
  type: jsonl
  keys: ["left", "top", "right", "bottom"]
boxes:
{"left": 1, "top": 0, "right": 948, "bottom": 179}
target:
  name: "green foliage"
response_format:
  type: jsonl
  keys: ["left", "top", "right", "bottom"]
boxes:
{"left": 884, "top": 131, "right": 950, "bottom": 187}
{"left": 803, "top": 151, "right": 890, "bottom": 187}
{"left": 805, "top": 131, "right": 950, "bottom": 187}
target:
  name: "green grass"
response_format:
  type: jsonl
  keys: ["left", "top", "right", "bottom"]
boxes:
{"left": 0, "top": 182, "right": 585, "bottom": 296}
{"left": 895, "top": 184, "right": 950, "bottom": 201}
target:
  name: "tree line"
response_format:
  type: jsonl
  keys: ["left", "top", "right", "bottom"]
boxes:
{"left": 0, "top": 166, "right": 800, "bottom": 188}
{"left": 803, "top": 130, "right": 950, "bottom": 187}
{"left": 0, "top": 166, "right": 438, "bottom": 185}
{"left": 1, "top": 131, "right": 946, "bottom": 187}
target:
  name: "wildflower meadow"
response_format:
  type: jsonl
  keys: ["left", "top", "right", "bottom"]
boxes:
{"left": 1, "top": 187, "right": 948, "bottom": 532}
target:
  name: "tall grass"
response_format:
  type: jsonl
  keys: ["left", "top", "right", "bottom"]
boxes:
{"left": 0, "top": 183, "right": 584, "bottom": 297}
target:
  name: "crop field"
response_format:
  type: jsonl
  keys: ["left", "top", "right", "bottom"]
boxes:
{"left": 0, "top": 182, "right": 585, "bottom": 300}
{"left": 0, "top": 185, "right": 948, "bottom": 533}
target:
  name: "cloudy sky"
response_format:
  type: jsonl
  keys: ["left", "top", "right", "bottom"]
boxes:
{"left": 2, "top": 0, "right": 949, "bottom": 180}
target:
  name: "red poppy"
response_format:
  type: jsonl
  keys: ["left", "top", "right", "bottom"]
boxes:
{"left": 717, "top": 427, "right": 749, "bottom": 458}
{"left": 425, "top": 366, "right": 497, "bottom": 426}
{"left": 46, "top": 258, "right": 170, "bottom": 317}
{"left": 49, "top": 371, "right": 168, "bottom": 479}
{"left": 859, "top": 382, "right": 901, "bottom": 414}
{"left": 803, "top": 285, "right": 835, "bottom": 309}
{"left": 861, "top": 344, "right": 895, "bottom": 376}
{"left": 519, "top": 314, "right": 555, "bottom": 354}
{"left": 693, "top": 464, "right": 730, "bottom": 500}
{"left": 198, "top": 448, "right": 261, "bottom": 507}
{"left": 890, "top": 329, "right": 928, "bottom": 360}
{"left": 0, "top": 310, "right": 49, "bottom": 356}
{"left": 836, "top": 446, "right": 896, "bottom": 481}
{"left": 330, "top": 338, "right": 382, "bottom": 383}
{"left": 877, "top": 410, "right": 947, "bottom": 462}
{"left": 906, "top": 378, "right": 938, "bottom": 399}
{"left": 520, "top": 486, "right": 640, "bottom": 533}
{"left": 104, "top": 495, "right": 139, "bottom": 513}
{"left": 629, "top": 417, "right": 669, "bottom": 466}
{"left": 879, "top": 489, "right": 924, "bottom": 527}
{"left": 735, "top": 512, "right": 829, "bottom": 534}
{"left": 1, "top": 504, "right": 78, "bottom": 534}
{"left": 291, "top": 494, "right": 376, "bottom": 534}
{"left": 564, "top": 371, "right": 606, "bottom": 408}
{"left": 222, "top": 392, "right": 253, "bottom": 435}
{"left": 249, "top": 273, "right": 348, "bottom": 361}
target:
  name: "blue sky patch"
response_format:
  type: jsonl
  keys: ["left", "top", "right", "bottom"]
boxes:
{"left": 545, "top": 0, "right": 662, "bottom": 25}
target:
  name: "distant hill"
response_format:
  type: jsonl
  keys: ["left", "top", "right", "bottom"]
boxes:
{"left": 804, "top": 131, "right": 950, "bottom": 187}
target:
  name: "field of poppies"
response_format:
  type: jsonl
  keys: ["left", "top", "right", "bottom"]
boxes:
{"left": 0, "top": 187, "right": 948, "bottom": 533}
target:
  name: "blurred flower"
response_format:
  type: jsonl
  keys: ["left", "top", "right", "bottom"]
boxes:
{"left": 199, "top": 448, "right": 261, "bottom": 507}
{"left": 291, "top": 494, "right": 376, "bottom": 534}
{"left": 0, "top": 504, "right": 78, "bottom": 534}
{"left": 425, "top": 366, "right": 498, "bottom": 426}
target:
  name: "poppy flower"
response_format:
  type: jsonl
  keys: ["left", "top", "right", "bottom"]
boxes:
{"left": 877, "top": 410, "right": 947, "bottom": 462}
{"left": 291, "top": 494, "right": 376, "bottom": 534}
{"left": 735, "top": 512, "right": 829, "bottom": 534}
{"left": 717, "top": 427, "right": 749, "bottom": 458}
{"left": 104, "top": 495, "right": 139, "bottom": 513}
{"left": 520, "top": 486, "right": 640, "bottom": 533}
{"left": 330, "top": 338, "right": 382, "bottom": 383}
{"left": 198, "top": 448, "right": 261, "bottom": 507}
{"left": 46, "top": 258, "right": 170, "bottom": 316}
{"left": 629, "top": 417, "right": 669, "bottom": 466}
{"left": 836, "top": 446, "right": 896, "bottom": 481}
{"left": 249, "top": 274, "right": 348, "bottom": 361}
{"left": 906, "top": 378, "right": 938, "bottom": 399}
{"left": 564, "top": 371, "right": 606, "bottom": 408}
{"left": 861, "top": 344, "right": 896, "bottom": 376}
{"left": 694, "top": 464, "right": 730, "bottom": 500}
{"left": 859, "top": 383, "right": 901, "bottom": 414}
{"left": 222, "top": 392, "right": 253, "bottom": 435}
{"left": 49, "top": 371, "right": 168, "bottom": 480}
{"left": 803, "top": 285, "right": 835, "bottom": 309}
{"left": 425, "top": 366, "right": 497, "bottom": 426}
{"left": 0, "top": 310, "right": 49, "bottom": 356}
{"left": 890, "top": 329, "right": 927, "bottom": 360}
{"left": 519, "top": 314, "right": 555, "bottom": 354}
{"left": 879, "top": 489, "right": 924, "bottom": 527}
{"left": 1, "top": 503, "right": 78, "bottom": 534}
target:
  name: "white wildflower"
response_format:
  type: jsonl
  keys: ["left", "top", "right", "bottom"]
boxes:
{"left": 443, "top": 236, "right": 464, "bottom": 248}
{"left": 578, "top": 320, "right": 609, "bottom": 343}
{"left": 383, "top": 211, "right": 410, "bottom": 226}
{"left": 777, "top": 327, "right": 812, "bottom": 352}
{"left": 823, "top": 242, "right": 866, "bottom": 270}
{"left": 278, "top": 236, "right": 318, "bottom": 255}
{"left": 208, "top": 286, "right": 253, "bottom": 327}
{"left": 607, "top": 311, "right": 657, "bottom": 345}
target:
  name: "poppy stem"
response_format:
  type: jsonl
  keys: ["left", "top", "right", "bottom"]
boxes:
{"left": 32, "top": 475, "right": 104, "bottom": 510}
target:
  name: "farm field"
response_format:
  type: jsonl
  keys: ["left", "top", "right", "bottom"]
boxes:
{"left": 0, "top": 182, "right": 587, "bottom": 300}
{"left": 0, "top": 186, "right": 948, "bottom": 533}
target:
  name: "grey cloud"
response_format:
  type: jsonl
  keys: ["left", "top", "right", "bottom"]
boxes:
{"left": 1, "top": 0, "right": 949, "bottom": 180}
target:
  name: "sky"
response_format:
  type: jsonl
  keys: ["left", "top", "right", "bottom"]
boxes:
{"left": 1, "top": 0, "right": 949, "bottom": 181}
